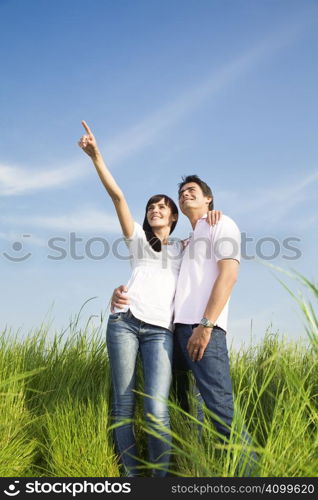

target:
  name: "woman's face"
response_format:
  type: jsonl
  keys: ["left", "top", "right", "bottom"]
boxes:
{"left": 146, "top": 198, "right": 177, "bottom": 230}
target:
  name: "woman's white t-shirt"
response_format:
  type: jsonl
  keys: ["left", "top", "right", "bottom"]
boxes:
{"left": 113, "top": 222, "right": 183, "bottom": 331}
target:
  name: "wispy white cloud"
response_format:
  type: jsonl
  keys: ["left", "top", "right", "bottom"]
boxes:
{"left": 0, "top": 231, "right": 47, "bottom": 247}
{"left": 1, "top": 12, "right": 314, "bottom": 197}
{"left": 105, "top": 14, "right": 315, "bottom": 165}
{"left": 0, "top": 161, "right": 87, "bottom": 196}
{"left": 295, "top": 214, "right": 318, "bottom": 229}
{"left": 1, "top": 207, "right": 121, "bottom": 233}
{"left": 218, "top": 169, "right": 318, "bottom": 228}
{"left": 2, "top": 167, "right": 316, "bottom": 234}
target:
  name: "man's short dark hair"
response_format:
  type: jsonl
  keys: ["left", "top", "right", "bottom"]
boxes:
{"left": 178, "top": 175, "right": 214, "bottom": 210}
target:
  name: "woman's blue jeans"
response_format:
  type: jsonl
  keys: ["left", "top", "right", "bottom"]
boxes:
{"left": 106, "top": 310, "right": 173, "bottom": 477}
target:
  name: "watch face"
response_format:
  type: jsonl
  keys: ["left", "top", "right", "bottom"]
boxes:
{"left": 201, "top": 318, "right": 213, "bottom": 327}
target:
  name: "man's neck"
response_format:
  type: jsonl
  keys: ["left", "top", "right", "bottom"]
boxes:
{"left": 186, "top": 209, "right": 208, "bottom": 229}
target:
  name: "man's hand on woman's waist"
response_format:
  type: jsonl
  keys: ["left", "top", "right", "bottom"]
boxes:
{"left": 111, "top": 285, "right": 130, "bottom": 312}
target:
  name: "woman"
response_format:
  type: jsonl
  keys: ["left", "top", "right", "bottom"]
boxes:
{"left": 78, "top": 121, "right": 219, "bottom": 477}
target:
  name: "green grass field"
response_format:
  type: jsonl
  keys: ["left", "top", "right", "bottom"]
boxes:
{"left": 1, "top": 272, "right": 317, "bottom": 477}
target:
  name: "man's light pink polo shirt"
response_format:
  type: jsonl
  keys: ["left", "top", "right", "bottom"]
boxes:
{"left": 173, "top": 214, "right": 241, "bottom": 332}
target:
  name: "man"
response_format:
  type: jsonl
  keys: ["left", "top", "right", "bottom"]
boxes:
{"left": 173, "top": 175, "right": 239, "bottom": 439}
{"left": 112, "top": 174, "right": 257, "bottom": 475}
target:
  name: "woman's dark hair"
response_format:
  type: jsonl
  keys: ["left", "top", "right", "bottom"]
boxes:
{"left": 142, "top": 194, "right": 179, "bottom": 252}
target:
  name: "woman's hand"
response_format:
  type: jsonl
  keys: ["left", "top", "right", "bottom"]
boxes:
{"left": 78, "top": 120, "right": 99, "bottom": 158}
{"left": 206, "top": 209, "right": 222, "bottom": 226}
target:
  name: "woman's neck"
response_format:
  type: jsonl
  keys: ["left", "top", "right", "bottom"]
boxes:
{"left": 152, "top": 227, "right": 171, "bottom": 244}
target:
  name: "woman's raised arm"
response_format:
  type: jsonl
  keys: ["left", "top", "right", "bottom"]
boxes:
{"left": 78, "top": 121, "right": 134, "bottom": 238}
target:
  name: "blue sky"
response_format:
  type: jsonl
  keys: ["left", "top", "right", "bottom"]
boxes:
{"left": 1, "top": 0, "right": 317, "bottom": 349}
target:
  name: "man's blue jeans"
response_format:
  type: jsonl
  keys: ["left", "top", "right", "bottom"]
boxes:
{"left": 173, "top": 323, "right": 234, "bottom": 437}
{"left": 173, "top": 323, "right": 258, "bottom": 476}
{"left": 106, "top": 310, "right": 173, "bottom": 477}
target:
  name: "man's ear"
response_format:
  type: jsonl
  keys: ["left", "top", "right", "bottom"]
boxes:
{"left": 205, "top": 197, "right": 212, "bottom": 206}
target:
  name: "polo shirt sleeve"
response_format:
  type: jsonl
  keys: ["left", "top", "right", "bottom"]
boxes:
{"left": 211, "top": 216, "right": 241, "bottom": 263}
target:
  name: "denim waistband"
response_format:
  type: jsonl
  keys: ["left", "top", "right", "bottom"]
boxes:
{"left": 118, "top": 309, "right": 174, "bottom": 333}
{"left": 120, "top": 308, "right": 133, "bottom": 319}
{"left": 175, "top": 323, "right": 226, "bottom": 334}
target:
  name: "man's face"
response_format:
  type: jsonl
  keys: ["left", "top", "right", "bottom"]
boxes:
{"left": 178, "top": 182, "right": 211, "bottom": 215}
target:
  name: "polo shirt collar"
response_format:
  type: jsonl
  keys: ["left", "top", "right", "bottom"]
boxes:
{"left": 191, "top": 213, "right": 208, "bottom": 234}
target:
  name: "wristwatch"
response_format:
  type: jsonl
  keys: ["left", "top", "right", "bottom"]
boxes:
{"left": 199, "top": 317, "right": 215, "bottom": 329}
